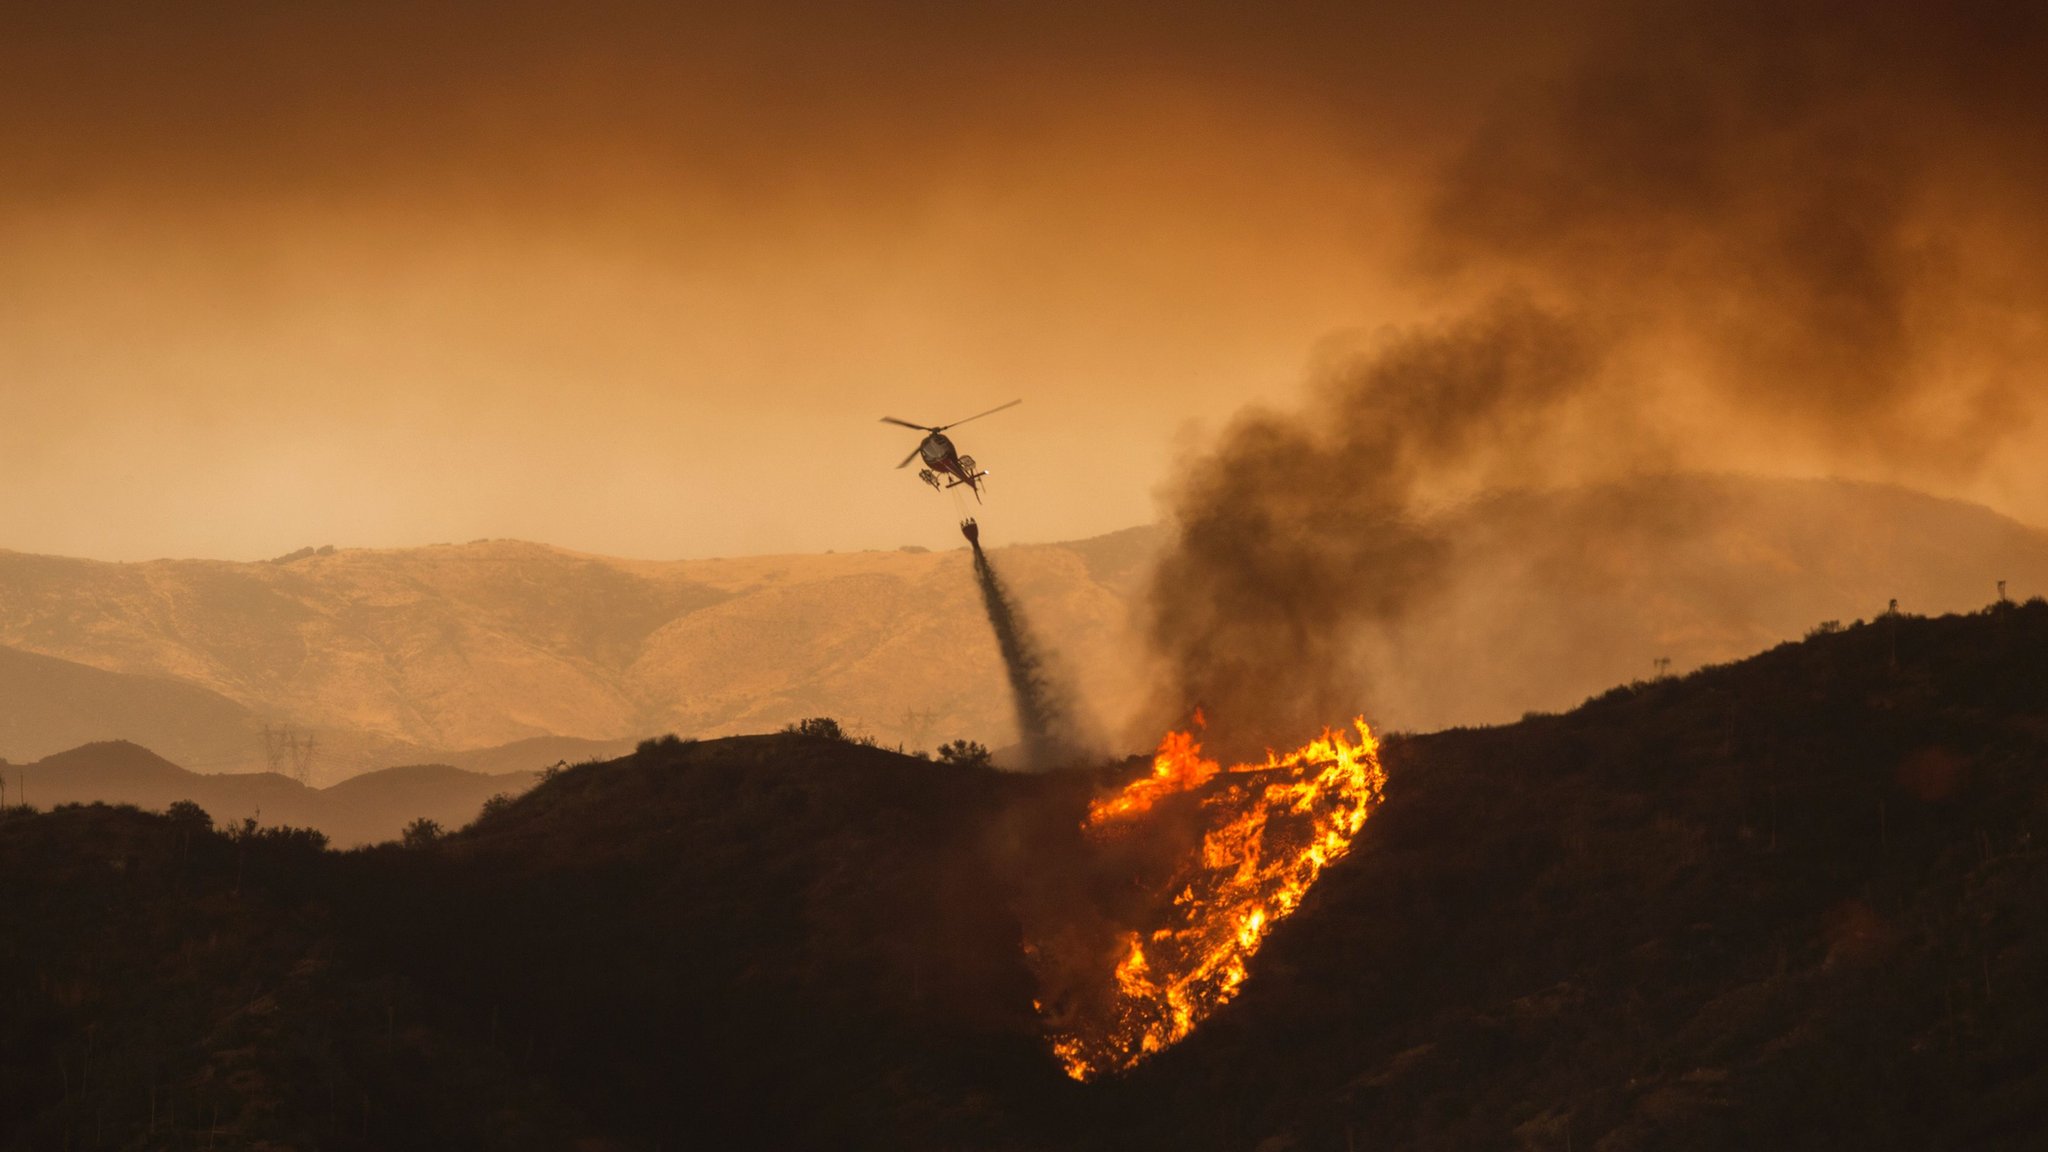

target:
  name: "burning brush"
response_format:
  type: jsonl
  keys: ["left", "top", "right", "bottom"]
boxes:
{"left": 962, "top": 518, "right": 1385, "bottom": 1075}
{"left": 1039, "top": 717, "right": 1386, "bottom": 1080}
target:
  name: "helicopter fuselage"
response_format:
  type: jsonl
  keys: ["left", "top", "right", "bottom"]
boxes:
{"left": 916, "top": 432, "right": 984, "bottom": 499}
{"left": 919, "top": 432, "right": 957, "bottom": 468}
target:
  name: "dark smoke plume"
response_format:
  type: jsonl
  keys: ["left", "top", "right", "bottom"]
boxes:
{"left": 1425, "top": 0, "right": 2048, "bottom": 473}
{"left": 1147, "top": 0, "right": 2048, "bottom": 748}
{"left": 962, "top": 519, "right": 1084, "bottom": 770}
{"left": 1147, "top": 299, "right": 1601, "bottom": 753}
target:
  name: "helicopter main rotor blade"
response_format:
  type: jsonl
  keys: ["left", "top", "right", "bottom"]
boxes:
{"left": 896, "top": 445, "right": 924, "bottom": 469}
{"left": 880, "top": 416, "right": 936, "bottom": 431}
{"left": 935, "top": 398, "right": 1021, "bottom": 432}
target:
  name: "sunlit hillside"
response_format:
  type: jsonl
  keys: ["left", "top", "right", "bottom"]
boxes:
{"left": 0, "top": 534, "right": 1147, "bottom": 778}
{"left": 1, "top": 477, "right": 2042, "bottom": 783}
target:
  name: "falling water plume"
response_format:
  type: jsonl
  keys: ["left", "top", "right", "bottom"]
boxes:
{"left": 961, "top": 518, "right": 1071, "bottom": 771}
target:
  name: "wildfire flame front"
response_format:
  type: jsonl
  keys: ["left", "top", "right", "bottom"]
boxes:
{"left": 1047, "top": 718, "right": 1386, "bottom": 1079}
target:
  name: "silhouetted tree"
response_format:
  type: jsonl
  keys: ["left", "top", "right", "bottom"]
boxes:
{"left": 787, "top": 717, "right": 847, "bottom": 741}
{"left": 401, "top": 817, "right": 443, "bottom": 848}
{"left": 937, "top": 740, "right": 992, "bottom": 769}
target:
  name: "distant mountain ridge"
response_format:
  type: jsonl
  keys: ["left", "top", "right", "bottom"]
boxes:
{"left": 0, "top": 740, "right": 539, "bottom": 847}
{"left": 1362, "top": 476, "right": 2048, "bottom": 731}
{"left": 0, "top": 534, "right": 1143, "bottom": 778}
{"left": 1, "top": 476, "right": 2043, "bottom": 779}
{"left": 0, "top": 644, "right": 261, "bottom": 770}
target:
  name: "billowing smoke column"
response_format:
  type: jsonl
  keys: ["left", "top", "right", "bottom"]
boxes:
{"left": 1146, "top": 300, "right": 1599, "bottom": 755}
{"left": 960, "top": 518, "right": 1075, "bottom": 770}
{"left": 1145, "top": 0, "right": 2048, "bottom": 752}
{"left": 1029, "top": 0, "right": 2048, "bottom": 1084}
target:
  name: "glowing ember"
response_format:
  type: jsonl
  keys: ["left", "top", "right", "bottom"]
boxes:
{"left": 1048, "top": 718, "right": 1385, "bottom": 1080}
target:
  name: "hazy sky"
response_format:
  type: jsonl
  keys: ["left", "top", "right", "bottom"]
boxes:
{"left": 3, "top": 1, "right": 2042, "bottom": 561}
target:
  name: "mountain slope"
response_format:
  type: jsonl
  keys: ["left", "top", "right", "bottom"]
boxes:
{"left": 1365, "top": 475, "right": 2048, "bottom": 731}
{"left": 0, "top": 537, "right": 1140, "bottom": 774}
{"left": 2, "top": 476, "right": 2043, "bottom": 779}
{"left": 0, "top": 541, "right": 733, "bottom": 763}
{"left": 5, "top": 602, "right": 2047, "bottom": 1149}
{"left": 4, "top": 741, "right": 538, "bottom": 847}
{"left": 1106, "top": 600, "right": 2048, "bottom": 1150}
{"left": 314, "top": 762, "right": 539, "bottom": 848}
{"left": 0, "top": 644, "right": 259, "bottom": 767}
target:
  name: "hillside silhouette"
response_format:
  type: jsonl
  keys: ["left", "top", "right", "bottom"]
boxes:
{"left": 4, "top": 601, "right": 2047, "bottom": 1149}
{"left": 1, "top": 741, "right": 547, "bottom": 848}
{"left": 3, "top": 477, "right": 2044, "bottom": 780}
{"left": 0, "top": 644, "right": 261, "bottom": 771}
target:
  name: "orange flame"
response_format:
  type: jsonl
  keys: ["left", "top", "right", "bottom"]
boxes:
{"left": 1048, "top": 718, "right": 1385, "bottom": 1080}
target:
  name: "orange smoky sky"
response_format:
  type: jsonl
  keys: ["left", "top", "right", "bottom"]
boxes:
{"left": 3, "top": 0, "right": 2044, "bottom": 562}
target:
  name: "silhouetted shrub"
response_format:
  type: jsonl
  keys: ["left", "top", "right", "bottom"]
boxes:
{"left": 166, "top": 799, "right": 213, "bottom": 830}
{"left": 1586, "top": 683, "right": 1639, "bottom": 707}
{"left": 636, "top": 733, "right": 694, "bottom": 757}
{"left": 786, "top": 717, "right": 847, "bottom": 741}
{"left": 937, "top": 739, "right": 992, "bottom": 769}
{"left": 249, "top": 824, "right": 329, "bottom": 852}
{"left": 475, "top": 792, "right": 515, "bottom": 824}
{"left": 401, "top": 817, "right": 443, "bottom": 847}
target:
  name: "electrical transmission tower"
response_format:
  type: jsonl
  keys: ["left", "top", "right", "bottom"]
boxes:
{"left": 900, "top": 708, "right": 938, "bottom": 750}
{"left": 288, "top": 732, "right": 317, "bottom": 786}
{"left": 260, "top": 724, "right": 288, "bottom": 775}
{"left": 260, "top": 724, "right": 318, "bottom": 785}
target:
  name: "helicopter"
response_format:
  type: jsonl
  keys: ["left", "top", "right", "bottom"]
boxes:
{"left": 881, "top": 399, "right": 1020, "bottom": 502}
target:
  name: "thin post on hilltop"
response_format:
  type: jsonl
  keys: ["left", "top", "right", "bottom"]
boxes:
{"left": 1887, "top": 598, "right": 1899, "bottom": 671}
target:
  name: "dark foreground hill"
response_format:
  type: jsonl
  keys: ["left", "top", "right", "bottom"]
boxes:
{"left": 4, "top": 603, "right": 2047, "bottom": 1150}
